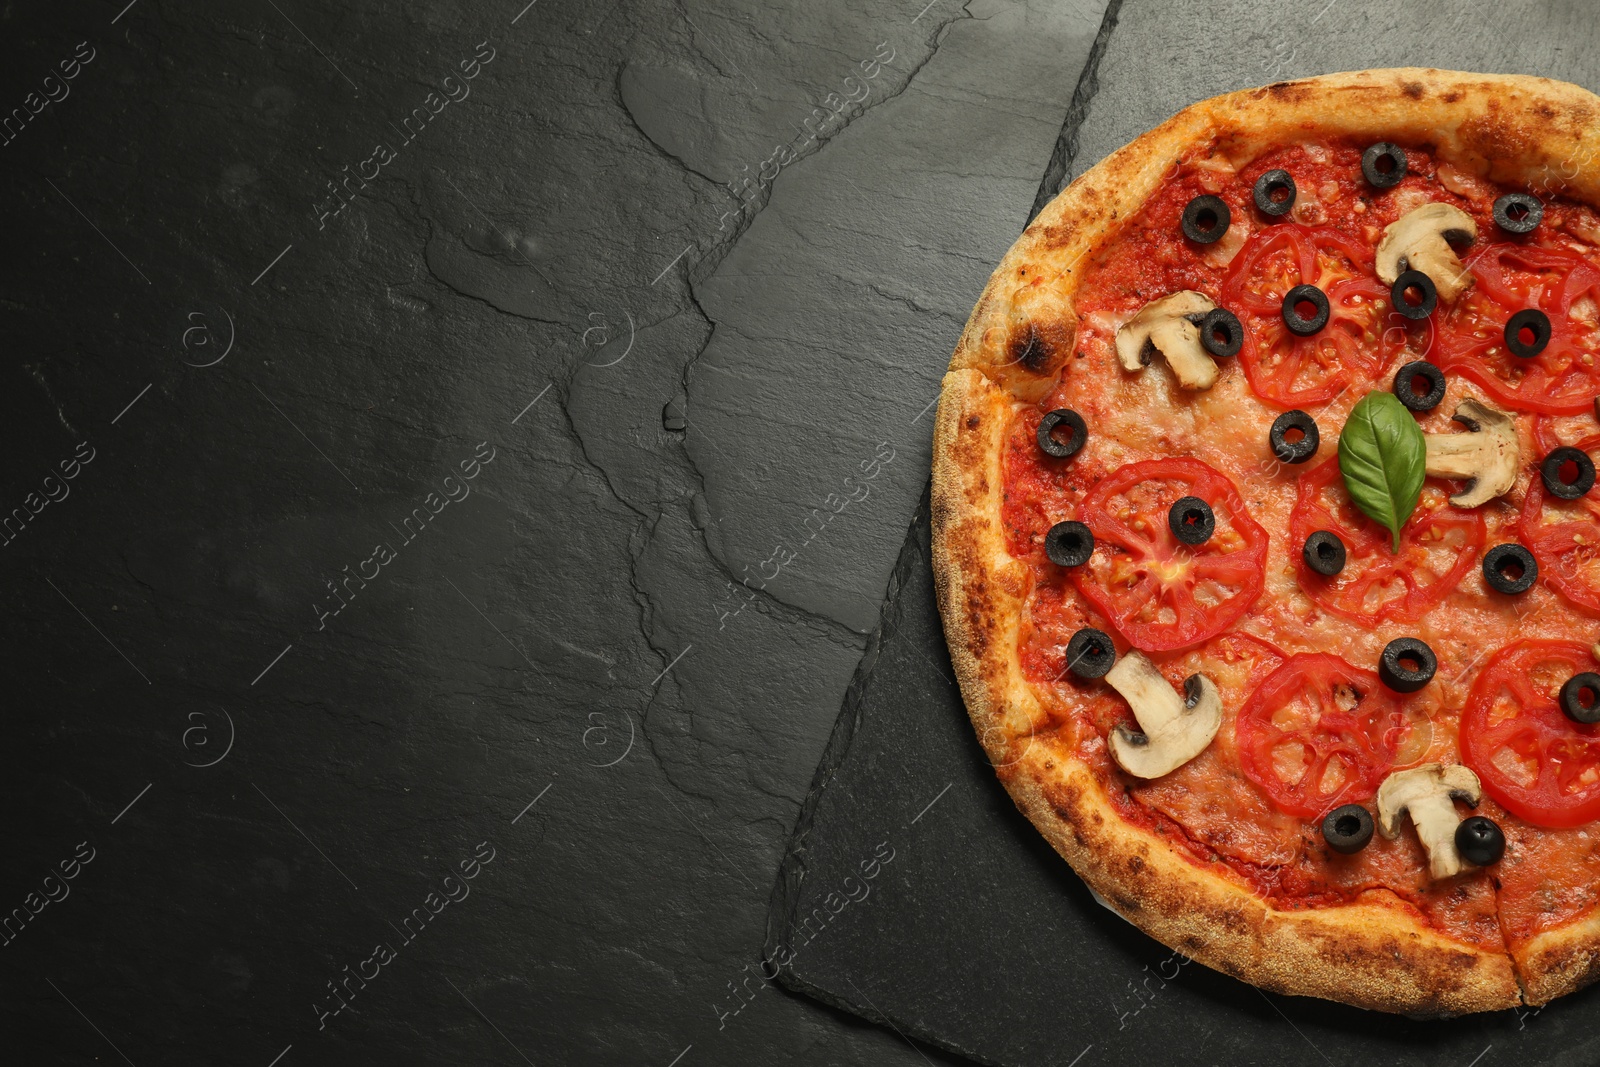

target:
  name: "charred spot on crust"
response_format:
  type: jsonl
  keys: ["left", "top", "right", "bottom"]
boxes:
{"left": 1051, "top": 785, "right": 1082, "bottom": 822}
{"left": 1009, "top": 331, "right": 1051, "bottom": 373}
{"left": 1403, "top": 81, "right": 1425, "bottom": 100}
{"left": 1038, "top": 224, "right": 1076, "bottom": 246}
{"left": 1006, "top": 318, "right": 1076, "bottom": 375}
{"left": 962, "top": 616, "right": 990, "bottom": 660}
{"left": 1536, "top": 103, "right": 1557, "bottom": 120}
{"left": 1127, "top": 854, "right": 1145, "bottom": 873}
{"left": 1443, "top": 89, "right": 1463, "bottom": 103}
{"left": 1216, "top": 908, "right": 1253, "bottom": 935}
{"left": 965, "top": 414, "right": 980, "bottom": 430}
{"left": 1261, "top": 81, "right": 1311, "bottom": 104}
{"left": 1311, "top": 931, "right": 1406, "bottom": 969}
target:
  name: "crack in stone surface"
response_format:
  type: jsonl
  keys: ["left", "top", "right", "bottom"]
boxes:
{"left": 25, "top": 363, "right": 82, "bottom": 437}
{"left": 1028, "top": 0, "right": 1124, "bottom": 223}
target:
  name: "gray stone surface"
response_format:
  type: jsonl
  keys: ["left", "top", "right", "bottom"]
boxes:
{"left": 0, "top": 0, "right": 1103, "bottom": 1064}
{"left": 20, "top": 0, "right": 1590, "bottom": 1063}
{"left": 686, "top": 0, "right": 1107, "bottom": 632}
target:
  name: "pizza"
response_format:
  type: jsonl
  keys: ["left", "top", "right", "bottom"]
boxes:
{"left": 930, "top": 68, "right": 1600, "bottom": 1015}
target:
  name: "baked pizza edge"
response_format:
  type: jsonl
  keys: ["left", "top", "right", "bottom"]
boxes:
{"left": 929, "top": 68, "right": 1600, "bottom": 1013}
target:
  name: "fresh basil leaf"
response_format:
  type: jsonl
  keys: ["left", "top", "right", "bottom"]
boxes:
{"left": 1337, "top": 391, "right": 1425, "bottom": 552}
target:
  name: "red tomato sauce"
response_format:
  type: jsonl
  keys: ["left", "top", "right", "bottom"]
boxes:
{"left": 1003, "top": 136, "right": 1600, "bottom": 953}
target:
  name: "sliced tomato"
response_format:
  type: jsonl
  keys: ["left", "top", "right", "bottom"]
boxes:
{"left": 1236, "top": 653, "right": 1407, "bottom": 818}
{"left": 1431, "top": 243, "right": 1600, "bottom": 414}
{"left": 1220, "top": 225, "right": 1414, "bottom": 408}
{"left": 1130, "top": 634, "right": 1306, "bottom": 867}
{"left": 1289, "top": 458, "right": 1485, "bottom": 624}
{"left": 1073, "top": 458, "right": 1268, "bottom": 652}
{"left": 1519, "top": 419, "right": 1600, "bottom": 615}
{"left": 1460, "top": 640, "right": 1600, "bottom": 827}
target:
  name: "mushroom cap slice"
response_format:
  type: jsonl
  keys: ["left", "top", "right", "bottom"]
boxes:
{"left": 1422, "top": 397, "right": 1520, "bottom": 508}
{"left": 1375, "top": 203, "right": 1478, "bottom": 302}
{"left": 1105, "top": 650, "right": 1222, "bottom": 779}
{"left": 1114, "top": 291, "right": 1219, "bottom": 390}
{"left": 1376, "top": 763, "right": 1483, "bottom": 880}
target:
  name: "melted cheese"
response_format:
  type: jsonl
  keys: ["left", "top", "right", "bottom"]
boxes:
{"left": 1005, "top": 138, "right": 1600, "bottom": 953}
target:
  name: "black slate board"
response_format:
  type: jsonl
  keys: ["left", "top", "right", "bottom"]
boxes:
{"left": 765, "top": 492, "right": 1600, "bottom": 1067}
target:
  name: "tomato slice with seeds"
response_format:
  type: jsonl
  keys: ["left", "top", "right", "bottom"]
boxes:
{"left": 1236, "top": 653, "right": 1408, "bottom": 818}
{"left": 1221, "top": 224, "right": 1415, "bottom": 408}
{"left": 1431, "top": 243, "right": 1600, "bottom": 414}
{"left": 1288, "top": 458, "right": 1485, "bottom": 624}
{"left": 1519, "top": 419, "right": 1600, "bottom": 615}
{"left": 1460, "top": 641, "right": 1600, "bottom": 828}
{"left": 1072, "top": 458, "right": 1267, "bottom": 652}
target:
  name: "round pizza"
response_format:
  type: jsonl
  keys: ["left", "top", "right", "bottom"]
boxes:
{"left": 931, "top": 68, "right": 1600, "bottom": 1015}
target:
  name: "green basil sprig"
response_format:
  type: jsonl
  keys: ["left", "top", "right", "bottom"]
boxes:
{"left": 1337, "top": 391, "right": 1425, "bottom": 552}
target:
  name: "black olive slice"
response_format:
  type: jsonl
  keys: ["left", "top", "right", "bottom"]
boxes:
{"left": 1393, "top": 360, "right": 1445, "bottom": 412}
{"left": 1361, "top": 142, "right": 1407, "bottom": 188}
{"left": 1322, "top": 804, "right": 1374, "bottom": 855}
{"left": 1281, "top": 284, "right": 1330, "bottom": 336}
{"left": 1390, "top": 270, "right": 1437, "bottom": 320}
{"left": 1269, "top": 410, "right": 1319, "bottom": 464}
{"left": 1066, "top": 627, "right": 1116, "bottom": 680}
{"left": 1380, "top": 637, "right": 1436, "bottom": 693}
{"left": 1561, "top": 672, "right": 1600, "bottom": 724}
{"left": 1302, "top": 530, "right": 1346, "bottom": 576}
{"left": 1199, "top": 308, "right": 1243, "bottom": 358}
{"left": 1493, "top": 193, "right": 1544, "bottom": 234}
{"left": 1482, "top": 543, "right": 1537, "bottom": 595}
{"left": 1037, "top": 408, "right": 1088, "bottom": 459}
{"left": 1045, "top": 521, "right": 1094, "bottom": 568}
{"left": 1542, "top": 447, "right": 1597, "bottom": 500}
{"left": 1181, "top": 195, "right": 1231, "bottom": 244}
{"left": 1455, "top": 816, "right": 1506, "bottom": 866}
{"left": 1253, "top": 169, "right": 1297, "bottom": 217}
{"left": 1505, "top": 309, "right": 1551, "bottom": 358}
{"left": 1168, "top": 497, "right": 1214, "bottom": 545}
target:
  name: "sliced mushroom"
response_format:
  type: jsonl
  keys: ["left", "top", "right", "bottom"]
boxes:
{"left": 1114, "top": 291, "right": 1219, "bottom": 390}
{"left": 1376, "top": 764, "right": 1482, "bottom": 879}
{"left": 1423, "top": 398, "right": 1520, "bottom": 508}
{"left": 1105, "top": 650, "right": 1222, "bottom": 779}
{"left": 1375, "top": 203, "right": 1478, "bottom": 302}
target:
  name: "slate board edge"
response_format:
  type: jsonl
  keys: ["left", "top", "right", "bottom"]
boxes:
{"left": 761, "top": 482, "right": 927, "bottom": 962}
{"left": 1027, "top": 0, "right": 1125, "bottom": 223}
{"left": 762, "top": 484, "right": 1010, "bottom": 1066}
{"left": 763, "top": 5, "right": 1128, "bottom": 1053}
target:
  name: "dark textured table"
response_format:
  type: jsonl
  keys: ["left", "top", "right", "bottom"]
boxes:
{"left": 3, "top": 1, "right": 1594, "bottom": 1065}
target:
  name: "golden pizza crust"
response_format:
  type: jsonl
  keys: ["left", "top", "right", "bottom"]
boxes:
{"left": 932, "top": 69, "right": 1600, "bottom": 1014}
{"left": 1514, "top": 914, "right": 1600, "bottom": 1006}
